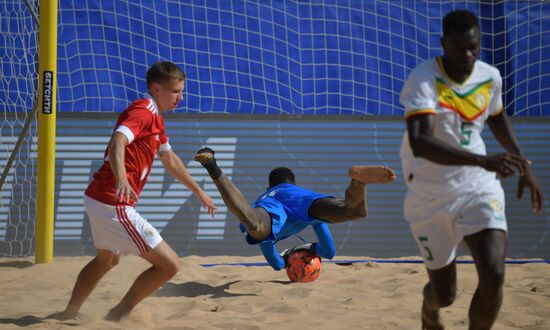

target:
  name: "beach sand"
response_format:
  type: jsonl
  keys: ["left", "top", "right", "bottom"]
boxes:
{"left": 0, "top": 255, "right": 549, "bottom": 329}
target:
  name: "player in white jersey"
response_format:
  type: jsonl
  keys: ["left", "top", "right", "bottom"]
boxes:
{"left": 399, "top": 10, "right": 543, "bottom": 330}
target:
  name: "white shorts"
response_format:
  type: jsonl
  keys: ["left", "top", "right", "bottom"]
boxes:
{"left": 84, "top": 195, "right": 162, "bottom": 255}
{"left": 404, "top": 181, "right": 507, "bottom": 270}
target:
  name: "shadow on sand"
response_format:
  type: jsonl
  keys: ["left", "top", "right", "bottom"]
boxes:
{"left": 0, "top": 260, "right": 34, "bottom": 269}
{"left": 0, "top": 315, "right": 79, "bottom": 327}
{"left": 155, "top": 279, "right": 291, "bottom": 298}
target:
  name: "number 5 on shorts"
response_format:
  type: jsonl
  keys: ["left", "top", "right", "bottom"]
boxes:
{"left": 418, "top": 236, "right": 434, "bottom": 261}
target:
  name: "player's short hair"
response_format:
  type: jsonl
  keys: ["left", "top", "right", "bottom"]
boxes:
{"left": 269, "top": 167, "right": 295, "bottom": 188}
{"left": 443, "top": 9, "right": 479, "bottom": 36}
{"left": 146, "top": 61, "right": 186, "bottom": 88}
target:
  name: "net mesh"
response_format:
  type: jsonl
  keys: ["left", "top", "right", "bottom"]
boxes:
{"left": 0, "top": 0, "right": 38, "bottom": 257}
{"left": 53, "top": 0, "right": 550, "bottom": 115}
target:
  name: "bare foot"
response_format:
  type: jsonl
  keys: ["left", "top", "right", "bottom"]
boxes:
{"left": 46, "top": 312, "right": 77, "bottom": 321}
{"left": 105, "top": 305, "right": 132, "bottom": 322}
{"left": 348, "top": 165, "right": 396, "bottom": 184}
{"left": 194, "top": 147, "right": 215, "bottom": 164}
{"left": 421, "top": 301, "right": 444, "bottom": 330}
{"left": 47, "top": 306, "right": 79, "bottom": 321}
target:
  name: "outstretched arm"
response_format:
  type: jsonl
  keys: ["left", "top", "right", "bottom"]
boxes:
{"left": 158, "top": 149, "right": 216, "bottom": 216}
{"left": 259, "top": 240, "right": 286, "bottom": 271}
{"left": 261, "top": 223, "right": 335, "bottom": 271}
{"left": 312, "top": 222, "right": 336, "bottom": 259}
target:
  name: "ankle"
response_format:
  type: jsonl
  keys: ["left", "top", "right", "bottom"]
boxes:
{"left": 62, "top": 305, "right": 80, "bottom": 319}
{"left": 106, "top": 304, "right": 133, "bottom": 321}
{"left": 205, "top": 162, "right": 222, "bottom": 179}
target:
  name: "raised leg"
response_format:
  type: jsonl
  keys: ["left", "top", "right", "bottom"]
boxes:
{"left": 194, "top": 147, "right": 272, "bottom": 241}
{"left": 309, "top": 165, "right": 396, "bottom": 223}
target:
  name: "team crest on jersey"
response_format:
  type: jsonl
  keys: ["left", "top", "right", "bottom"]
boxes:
{"left": 144, "top": 227, "right": 155, "bottom": 238}
{"left": 489, "top": 198, "right": 503, "bottom": 212}
{"left": 436, "top": 78, "right": 492, "bottom": 121}
{"left": 475, "top": 93, "right": 486, "bottom": 108}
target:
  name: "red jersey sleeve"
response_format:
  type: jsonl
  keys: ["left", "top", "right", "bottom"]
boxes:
{"left": 115, "top": 103, "right": 155, "bottom": 144}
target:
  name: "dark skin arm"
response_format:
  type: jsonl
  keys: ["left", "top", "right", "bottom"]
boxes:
{"left": 407, "top": 113, "right": 542, "bottom": 213}
{"left": 486, "top": 112, "right": 543, "bottom": 213}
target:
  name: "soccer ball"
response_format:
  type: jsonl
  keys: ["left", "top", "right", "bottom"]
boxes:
{"left": 285, "top": 249, "right": 321, "bottom": 283}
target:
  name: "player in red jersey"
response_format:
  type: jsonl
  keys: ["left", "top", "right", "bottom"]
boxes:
{"left": 55, "top": 61, "right": 216, "bottom": 321}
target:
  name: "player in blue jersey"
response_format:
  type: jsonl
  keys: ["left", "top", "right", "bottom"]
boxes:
{"left": 194, "top": 147, "right": 396, "bottom": 270}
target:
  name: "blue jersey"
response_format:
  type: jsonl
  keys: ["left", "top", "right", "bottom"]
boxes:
{"left": 240, "top": 183, "right": 332, "bottom": 244}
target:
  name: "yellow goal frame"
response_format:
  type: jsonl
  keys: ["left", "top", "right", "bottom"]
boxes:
{"left": 35, "top": 0, "right": 58, "bottom": 263}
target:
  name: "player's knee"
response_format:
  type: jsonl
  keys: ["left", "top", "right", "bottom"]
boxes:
{"left": 435, "top": 290, "right": 456, "bottom": 307}
{"left": 94, "top": 254, "right": 117, "bottom": 272}
{"left": 110, "top": 256, "right": 120, "bottom": 268}
{"left": 357, "top": 206, "right": 367, "bottom": 219}
{"left": 161, "top": 257, "right": 180, "bottom": 279}
{"left": 168, "top": 259, "right": 181, "bottom": 277}
{"left": 245, "top": 221, "right": 263, "bottom": 233}
{"left": 479, "top": 266, "right": 505, "bottom": 296}
{"left": 242, "top": 218, "right": 270, "bottom": 240}
{"left": 348, "top": 206, "right": 367, "bottom": 220}
{"left": 427, "top": 283, "right": 456, "bottom": 307}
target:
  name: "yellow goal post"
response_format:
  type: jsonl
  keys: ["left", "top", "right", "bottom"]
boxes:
{"left": 35, "top": 0, "right": 58, "bottom": 263}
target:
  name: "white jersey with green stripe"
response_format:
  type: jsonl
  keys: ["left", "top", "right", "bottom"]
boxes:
{"left": 399, "top": 57, "right": 504, "bottom": 197}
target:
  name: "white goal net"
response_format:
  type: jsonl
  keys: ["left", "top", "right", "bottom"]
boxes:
{"left": 0, "top": 0, "right": 39, "bottom": 257}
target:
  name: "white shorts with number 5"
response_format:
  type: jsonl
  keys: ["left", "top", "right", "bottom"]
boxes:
{"left": 84, "top": 195, "right": 163, "bottom": 255}
{"left": 404, "top": 181, "right": 507, "bottom": 270}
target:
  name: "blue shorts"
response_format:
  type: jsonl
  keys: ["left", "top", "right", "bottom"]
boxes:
{"left": 241, "top": 183, "right": 332, "bottom": 244}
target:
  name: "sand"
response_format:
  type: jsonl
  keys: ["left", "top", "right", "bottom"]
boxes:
{"left": 0, "top": 255, "right": 549, "bottom": 329}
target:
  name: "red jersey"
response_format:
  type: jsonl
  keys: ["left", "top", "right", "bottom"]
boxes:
{"left": 85, "top": 94, "right": 170, "bottom": 206}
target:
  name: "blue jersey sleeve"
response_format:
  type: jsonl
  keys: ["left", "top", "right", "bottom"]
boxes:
{"left": 259, "top": 240, "right": 286, "bottom": 271}
{"left": 312, "top": 222, "right": 335, "bottom": 259}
